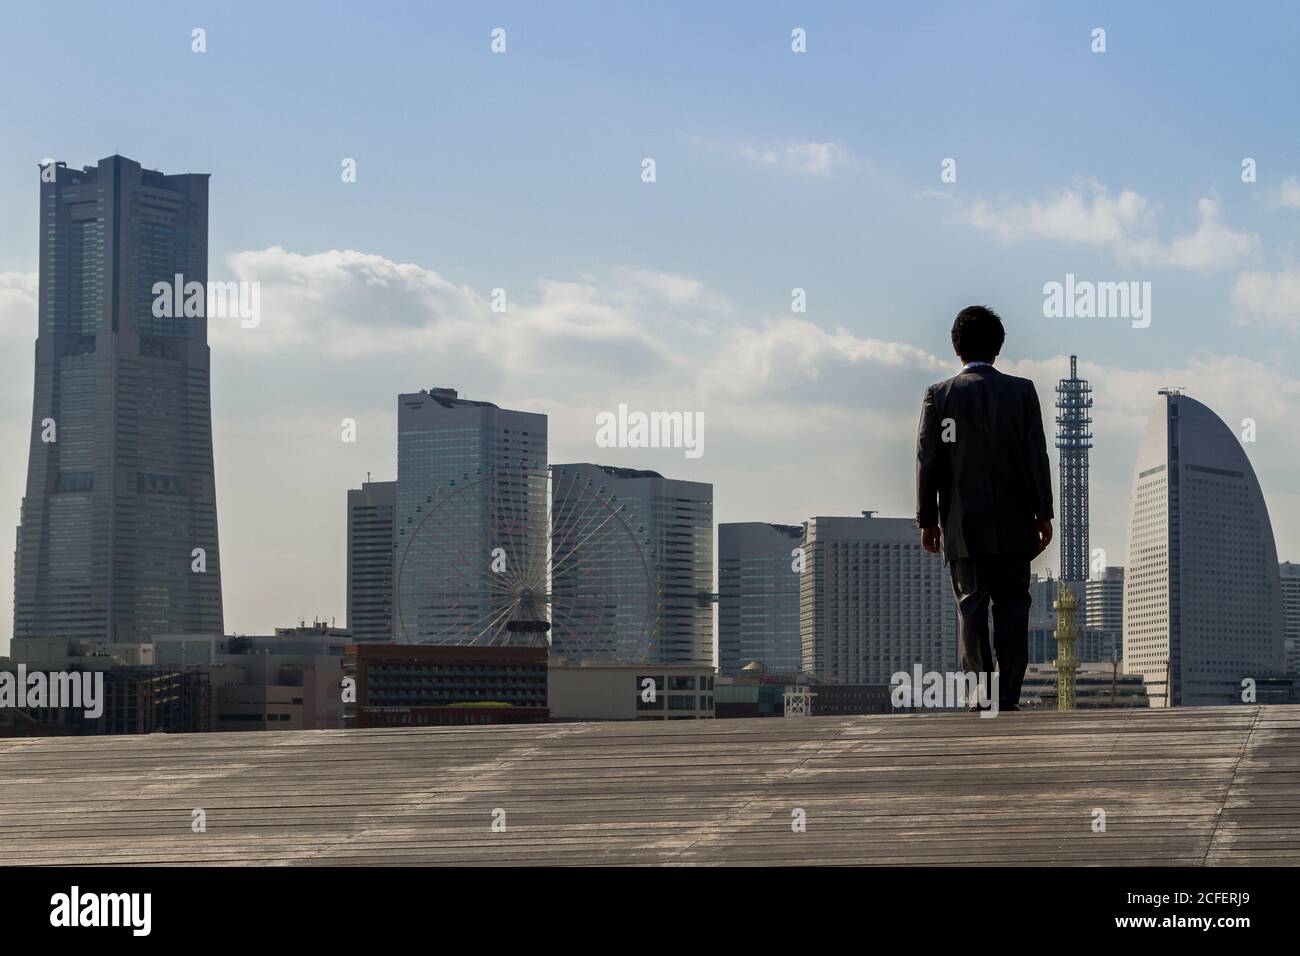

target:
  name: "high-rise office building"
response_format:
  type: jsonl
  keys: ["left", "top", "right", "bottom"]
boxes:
{"left": 718, "top": 522, "right": 802, "bottom": 675}
{"left": 1027, "top": 626, "right": 1114, "bottom": 666}
{"left": 347, "top": 479, "right": 396, "bottom": 644}
{"left": 1028, "top": 573, "right": 1060, "bottom": 631}
{"left": 394, "top": 388, "right": 546, "bottom": 645}
{"left": 1281, "top": 561, "right": 1300, "bottom": 675}
{"left": 14, "top": 156, "right": 223, "bottom": 643}
{"left": 548, "top": 464, "right": 653, "bottom": 664}
{"left": 1086, "top": 566, "right": 1124, "bottom": 660}
{"left": 1123, "top": 391, "right": 1285, "bottom": 706}
{"left": 1026, "top": 572, "right": 1116, "bottom": 664}
{"left": 800, "top": 512, "right": 955, "bottom": 684}
{"left": 1056, "top": 355, "right": 1093, "bottom": 619}
{"left": 550, "top": 464, "right": 713, "bottom": 666}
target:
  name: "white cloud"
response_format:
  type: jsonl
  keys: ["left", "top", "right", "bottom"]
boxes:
{"left": 0, "top": 273, "right": 37, "bottom": 654}
{"left": 700, "top": 318, "right": 949, "bottom": 401}
{"left": 5, "top": 250, "right": 1300, "bottom": 644}
{"left": 218, "top": 246, "right": 481, "bottom": 356}
{"left": 780, "top": 141, "right": 850, "bottom": 176}
{"left": 612, "top": 267, "right": 704, "bottom": 305}
{"left": 0, "top": 272, "right": 37, "bottom": 404}
{"left": 958, "top": 185, "right": 1257, "bottom": 272}
{"left": 0, "top": 272, "right": 38, "bottom": 336}
{"left": 692, "top": 136, "right": 851, "bottom": 176}
{"left": 217, "top": 246, "right": 684, "bottom": 374}
{"left": 962, "top": 184, "right": 1149, "bottom": 245}
{"left": 1232, "top": 267, "right": 1300, "bottom": 331}
{"left": 1123, "top": 198, "right": 1258, "bottom": 271}
{"left": 1274, "top": 175, "right": 1300, "bottom": 210}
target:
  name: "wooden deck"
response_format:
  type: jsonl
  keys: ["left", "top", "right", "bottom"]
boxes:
{"left": 2, "top": 705, "right": 1298, "bottom": 866}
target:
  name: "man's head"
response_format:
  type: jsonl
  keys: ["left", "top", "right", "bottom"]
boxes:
{"left": 951, "top": 305, "right": 1005, "bottom": 364}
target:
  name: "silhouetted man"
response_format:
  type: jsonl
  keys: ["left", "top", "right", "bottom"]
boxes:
{"left": 915, "top": 306, "right": 1054, "bottom": 713}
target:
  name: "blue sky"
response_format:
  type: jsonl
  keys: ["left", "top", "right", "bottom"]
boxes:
{"left": 2, "top": 1, "right": 1299, "bottom": 642}
{"left": 5, "top": 0, "right": 1298, "bottom": 355}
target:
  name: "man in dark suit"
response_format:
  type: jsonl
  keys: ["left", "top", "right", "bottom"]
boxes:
{"left": 916, "top": 305, "right": 1054, "bottom": 713}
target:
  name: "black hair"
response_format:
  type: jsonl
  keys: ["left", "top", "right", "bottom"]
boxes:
{"left": 951, "top": 305, "right": 1005, "bottom": 363}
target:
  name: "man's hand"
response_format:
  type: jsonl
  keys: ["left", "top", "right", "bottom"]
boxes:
{"left": 921, "top": 526, "right": 942, "bottom": 554}
{"left": 1033, "top": 518, "right": 1053, "bottom": 557}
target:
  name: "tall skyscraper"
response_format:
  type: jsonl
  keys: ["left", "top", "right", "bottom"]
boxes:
{"left": 14, "top": 156, "right": 223, "bottom": 642}
{"left": 1281, "top": 561, "right": 1300, "bottom": 675}
{"left": 394, "top": 388, "right": 547, "bottom": 645}
{"left": 800, "top": 512, "right": 955, "bottom": 684}
{"left": 1027, "top": 573, "right": 1060, "bottom": 631}
{"left": 1123, "top": 391, "right": 1285, "bottom": 706}
{"left": 1056, "top": 356, "right": 1093, "bottom": 609}
{"left": 347, "top": 479, "right": 396, "bottom": 644}
{"left": 550, "top": 464, "right": 713, "bottom": 667}
{"left": 1086, "top": 566, "right": 1124, "bottom": 659}
{"left": 718, "top": 522, "right": 802, "bottom": 675}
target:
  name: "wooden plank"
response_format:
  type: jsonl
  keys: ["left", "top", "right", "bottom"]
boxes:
{"left": 0, "top": 704, "right": 1296, "bottom": 865}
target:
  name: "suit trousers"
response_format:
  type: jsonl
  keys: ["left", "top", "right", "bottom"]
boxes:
{"left": 948, "top": 554, "right": 1032, "bottom": 709}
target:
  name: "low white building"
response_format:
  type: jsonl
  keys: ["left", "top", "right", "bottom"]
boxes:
{"left": 548, "top": 662, "right": 715, "bottom": 721}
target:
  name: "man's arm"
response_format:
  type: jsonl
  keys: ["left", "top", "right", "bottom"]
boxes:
{"left": 916, "top": 385, "right": 944, "bottom": 552}
{"left": 1023, "top": 383, "right": 1054, "bottom": 521}
{"left": 1024, "top": 382, "right": 1055, "bottom": 555}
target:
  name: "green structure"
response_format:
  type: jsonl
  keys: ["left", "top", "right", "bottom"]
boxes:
{"left": 1053, "top": 583, "right": 1081, "bottom": 711}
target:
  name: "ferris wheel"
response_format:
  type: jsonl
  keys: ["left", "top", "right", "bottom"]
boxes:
{"left": 393, "top": 466, "right": 656, "bottom": 662}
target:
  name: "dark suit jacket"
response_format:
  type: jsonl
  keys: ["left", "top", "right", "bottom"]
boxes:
{"left": 915, "top": 364, "right": 1054, "bottom": 561}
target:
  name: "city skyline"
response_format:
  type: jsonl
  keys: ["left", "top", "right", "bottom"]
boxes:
{"left": 4, "top": 5, "right": 1300, "bottom": 650}
{"left": 6, "top": 0, "right": 1300, "bottom": 897}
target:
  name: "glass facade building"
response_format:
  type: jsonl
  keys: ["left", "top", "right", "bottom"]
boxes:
{"left": 548, "top": 464, "right": 711, "bottom": 665}
{"left": 1282, "top": 562, "right": 1300, "bottom": 676}
{"left": 394, "top": 388, "right": 546, "bottom": 644}
{"left": 347, "top": 479, "right": 396, "bottom": 644}
{"left": 550, "top": 464, "right": 713, "bottom": 667}
{"left": 800, "top": 513, "right": 956, "bottom": 684}
{"left": 1086, "top": 566, "right": 1125, "bottom": 660}
{"left": 1124, "top": 392, "right": 1285, "bottom": 706}
{"left": 14, "top": 155, "right": 223, "bottom": 642}
{"left": 718, "top": 522, "right": 803, "bottom": 675}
